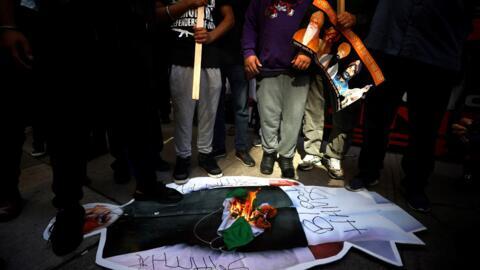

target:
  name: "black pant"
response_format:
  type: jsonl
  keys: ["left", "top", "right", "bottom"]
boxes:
{"left": 1, "top": 6, "right": 40, "bottom": 200}
{"left": 3, "top": 122, "right": 25, "bottom": 200}
{"left": 358, "top": 54, "right": 455, "bottom": 191}
{"left": 35, "top": 2, "right": 163, "bottom": 209}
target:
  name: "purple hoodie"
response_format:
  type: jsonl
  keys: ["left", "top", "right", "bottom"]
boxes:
{"left": 242, "top": 0, "right": 312, "bottom": 76}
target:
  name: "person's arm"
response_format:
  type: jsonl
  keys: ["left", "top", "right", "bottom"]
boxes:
{"left": 242, "top": 0, "right": 261, "bottom": 78}
{"left": 155, "top": 0, "right": 208, "bottom": 23}
{"left": 194, "top": 4, "right": 234, "bottom": 44}
{"left": 337, "top": 11, "right": 356, "bottom": 29}
{"left": 0, "top": 0, "right": 32, "bottom": 69}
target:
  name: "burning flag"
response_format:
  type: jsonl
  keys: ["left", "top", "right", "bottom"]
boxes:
{"left": 218, "top": 188, "right": 278, "bottom": 250}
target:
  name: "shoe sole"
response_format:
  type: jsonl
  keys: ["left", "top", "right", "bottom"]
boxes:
{"left": 298, "top": 164, "right": 313, "bottom": 171}
{"left": 327, "top": 171, "right": 344, "bottom": 180}
{"left": 207, "top": 172, "right": 223, "bottom": 178}
{"left": 174, "top": 179, "right": 189, "bottom": 185}
{"left": 407, "top": 202, "right": 431, "bottom": 213}
{"left": 344, "top": 185, "right": 366, "bottom": 192}
{"left": 298, "top": 161, "right": 323, "bottom": 171}
{"left": 235, "top": 156, "right": 255, "bottom": 167}
{"left": 260, "top": 169, "right": 273, "bottom": 175}
{"left": 367, "top": 180, "right": 379, "bottom": 187}
{"left": 344, "top": 179, "right": 379, "bottom": 192}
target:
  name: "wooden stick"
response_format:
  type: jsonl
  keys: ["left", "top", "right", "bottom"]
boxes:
{"left": 192, "top": 6, "right": 205, "bottom": 100}
{"left": 337, "top": 0, "right": 345, "bottom": 13}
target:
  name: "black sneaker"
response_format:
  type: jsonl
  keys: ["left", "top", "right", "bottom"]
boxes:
{"left": 0, "top": 193, "right": 23, "bottom": 222}
{"left": 173, "top": 156, "right": 191, "bottom": 184}
{"left": 235, "top": 150, "right": 255, "bottom": 167}
{"left": 278, "top": 156, "right": 295, "bottom": 179}
{"left": 134, "top": 183, "right": 183, "bottom": 204}
{"left": 321, "top": 156, "right": 344, "bottom": 180}
{"left": 345, "top": 174, "right": 379, "bottom": 192}
{"left": 406, "top": 189, "right": 431, "bottom": 213}
{"left": 49, "top": 204, "right": 85, "bottom": 256}
{"left": 260, "top": 151, "right": 276, "bottom": 175}
{"left": 211, "top": 148, "right": 227, "bottom": 159}
{"left": 198, "top": 153, "right": 223, "bottom": 178}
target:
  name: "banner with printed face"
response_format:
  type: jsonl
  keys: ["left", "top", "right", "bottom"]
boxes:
{"left": 293, "top": 0, "right": 384, "bottom": 111}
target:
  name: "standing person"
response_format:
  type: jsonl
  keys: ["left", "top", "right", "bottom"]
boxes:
{"left": 243, "top": 0, "right": 313, "bottom": 179}
{"left": 0, "top": 0, "right": 183, "bottom": 256}
{"left": 216, "top": 0, "right": 256, "bottom": 167}
{"left": 156, "top": 0, "right": 234, "bottom": 183}
{"left": 298, "top": 0, "right": 375, "bottom": 181}
{"left": 345, "top": 0, "right": 472, "bottom": 213}
{"left": 0, "top": 0, "right": 37, "bottom": 222}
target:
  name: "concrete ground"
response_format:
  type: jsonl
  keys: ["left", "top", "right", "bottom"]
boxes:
{"left": 1, "top": 123, "right": 479, "bottom": 270}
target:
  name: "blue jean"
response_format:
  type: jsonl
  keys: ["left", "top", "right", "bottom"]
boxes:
{"left": 225, "top": 65, "right": 250, "bottom": 151}
{"left": 213, "top": 65, "right": 251, "bottom": 151}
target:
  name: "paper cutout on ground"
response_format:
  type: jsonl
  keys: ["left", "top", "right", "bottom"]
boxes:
{"left": 93, "top": 177, "right": 425, "bottom": 269}
{"left": 43, "top": 200, "right": 133, "bottom": 240}
{"left": 293, "top": 0, "right": 384, "bottom": 111}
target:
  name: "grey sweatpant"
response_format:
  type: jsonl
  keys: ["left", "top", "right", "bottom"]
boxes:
{"left": 170, "top": 65, "right": 222, "bottom": 158}
{"left": 303, "top": 74, "right": 359, "bottom": 159}
{"left": 257, "top": 74, "right": 310, "bottom": 158}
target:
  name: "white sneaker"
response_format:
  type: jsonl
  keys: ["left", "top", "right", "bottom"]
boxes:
{"left": 297, "top": 154, "right": 322, "bottom": 171}
{"left": 322, "top": 157, "right": 344, "bottom": 180}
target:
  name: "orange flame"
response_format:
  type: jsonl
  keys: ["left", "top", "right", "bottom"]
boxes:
{"left": 229, "top": 189, "right": 259, "bottom": 222}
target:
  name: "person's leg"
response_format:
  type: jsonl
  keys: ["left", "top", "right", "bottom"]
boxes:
{"left": 402, "top": 61, "right": 454, "bottom": 212}
{"left": 1, "top": 121, "right": 25, "bottom": 222}
{"left": 227, "top": 65, "right": 255, "bottom": 166}
{"left": 347, "top": 55, "right": 404, "bottom": 191}
{"left": 107, "top": 126, "right": 131, "bottom": 184}
{"left": 197, "top": 68, "right": 223, "bottom": 177}
{"left": 228, "top": 65, "right": 250, "bottom": 151}
{"left": 252, "top": 101, "right": 262, "bottom": 147}
{"left": 36, "top": 8, "right": 92, "bottom": 255}
{"left": 278, "top": 74, "right": 310, "bottom": 157}
{"left": 170, "top": 65, "right": 196, "bottom": 159}
{"left": 170, "top": 65, "right": 196, "bottom": 182}
{"left": 277, "top": 74, "right": 310, "bottom": 178}
{"left": 323, "top": 101, "right": 361, "bottom": 179}
{"left": 299, "top": 74, "right": 326, "bottom": 170}
{"left": 257, "top": 76, "right": 283, "bottom": 174}
{"left": 119, "top": 104, "right": 183, "bottom": 202}
{"left": 150, "top": 108, "right": 170, "bottom": 172}
{"left": 48, "top": 115, "right": 89, "bottom": 204}
{"left": 257, "top": 76, "right": 283, "bottom": 154}
{"left": 303, "top": 74, "right": 326, "bottom": 157}
{"left": 1, "top": 63, "right": 25, "bottom": 221}
{"left": 212, "top": 72, "right": 227, "bottom": 157}
{"left": 47, "top": 117, "right": 89, "bottom": 255}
